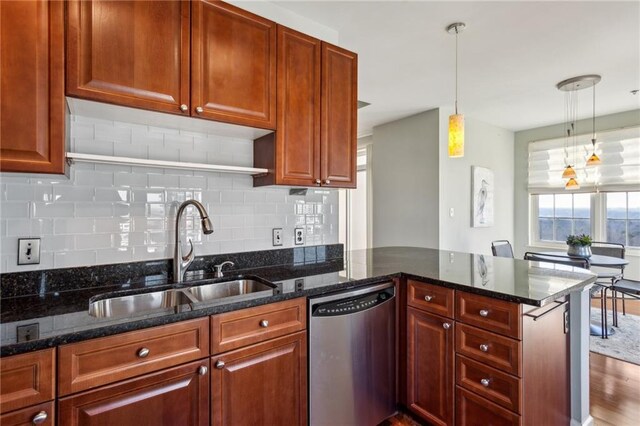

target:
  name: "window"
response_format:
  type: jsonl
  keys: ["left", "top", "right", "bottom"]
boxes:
{"left": 528, "top": 126, "right": 640, "bottom": 249}
{"left": 606, "top": 192, "right": 640, "bottom": 247}
{"left": 537, "top": 193, "right": 591, "bottom": 242}
{"left": 339, "top": 146, "right": 370, "bottom": 251}
{"left": 531, "top": 191, "right": 639, "bottom": 248}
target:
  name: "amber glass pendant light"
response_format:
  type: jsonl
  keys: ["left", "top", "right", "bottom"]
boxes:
{"left": 447, "top": 22, "right": 466, "bottom": 158}
{"left": 586, "top": 83, "right": 601, "bottom": 166}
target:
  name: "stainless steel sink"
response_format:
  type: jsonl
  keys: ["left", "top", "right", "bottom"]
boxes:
{"left": 88, "top": 278, "right": 277, "bottom": 318}
{"left": 89, "top": 289, "right": 196, "bottom": 318}
{"left": 187, "top": 279, "right": 275, "bottom": 304}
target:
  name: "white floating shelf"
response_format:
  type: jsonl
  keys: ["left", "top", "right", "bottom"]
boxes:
{"left": 66, "top": 153, "right": 269, "bottom": 176}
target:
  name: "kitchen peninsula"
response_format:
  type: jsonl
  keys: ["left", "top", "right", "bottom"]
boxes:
{"left": 0, "top": 246, "right": 595, "bottom": 426}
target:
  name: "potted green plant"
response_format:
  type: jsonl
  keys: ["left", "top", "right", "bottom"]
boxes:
{"left": 566, "top": 234, "right": 593, "bottom": 257}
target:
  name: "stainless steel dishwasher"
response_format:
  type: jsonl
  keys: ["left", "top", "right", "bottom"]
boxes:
{"left": 308, "top": 282, "right": 396, "bottom": 426}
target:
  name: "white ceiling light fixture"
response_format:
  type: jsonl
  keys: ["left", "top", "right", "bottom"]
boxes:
{"left": 556, "top": 74, "right": 601, "bottom": 190}
{"left": 447, "top": 22, "right": 466, "bottom": 158}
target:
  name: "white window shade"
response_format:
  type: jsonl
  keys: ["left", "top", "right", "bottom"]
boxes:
{"left": 528, "top": 126, "right": 640, "bottom": 194}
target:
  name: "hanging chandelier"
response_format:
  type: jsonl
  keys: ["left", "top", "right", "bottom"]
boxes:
{"left": 447, "top": 22, "right": 466, "bottom": 158}
{"left": 556, "top": 74, "right": 601, "bottom": 190}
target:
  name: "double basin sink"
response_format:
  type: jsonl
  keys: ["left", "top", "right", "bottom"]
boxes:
{"left": 89, "top": 278, "right": 277, "bottom": 319}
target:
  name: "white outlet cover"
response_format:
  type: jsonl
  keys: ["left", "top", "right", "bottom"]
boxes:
{"left": 272, "top": 228, "right": 283, "bottom": 246}
{"left": 294, "top": 228, "right": 304, "bottom": 245}
{"left": 18, "top": 238, "right": 41, "bottom": 265}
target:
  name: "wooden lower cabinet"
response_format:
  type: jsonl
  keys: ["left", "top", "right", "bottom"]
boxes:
{"left": 58, "top": 360, "right": 209, "bottom": 426}
{"left": 211, "top": 331, "right": 307, "bottom": 426}
{"left": 0, "top": 401, "right": 54, "bottom": 426}
{"left": 406, "top": 307, "right": 454, "bottom": 426}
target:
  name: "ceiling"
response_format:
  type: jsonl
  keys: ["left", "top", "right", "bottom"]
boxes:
{"left": 273, "top": 0, "right": 640, "bottom": 136}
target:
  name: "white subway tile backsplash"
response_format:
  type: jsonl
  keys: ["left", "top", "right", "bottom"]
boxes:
{"left": 0, "top": 113, "right": 339, "bottom": 273}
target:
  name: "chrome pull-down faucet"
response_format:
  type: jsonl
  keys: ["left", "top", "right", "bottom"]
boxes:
{"left": 174, "top": 200, "right": 214, "bottom": 283}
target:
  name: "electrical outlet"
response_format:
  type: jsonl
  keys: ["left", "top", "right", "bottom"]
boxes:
{"left": 272, "top": 228, "right": 283, "bottom": 246}
{"left": 295, "top": 278, "right": 305, "bottom": 291}
{"left": 17, "top": 323, "right": 39, "bottom": 343}
{"left": 18, "top": 238, "right": 40, "bottom": 265}
{"left": 294, "top": 228, "right": 304, "bottom": 245}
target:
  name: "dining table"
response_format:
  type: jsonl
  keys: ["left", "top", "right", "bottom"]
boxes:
{"left": 534, "top": 252, "right": 629, "bottom": 337}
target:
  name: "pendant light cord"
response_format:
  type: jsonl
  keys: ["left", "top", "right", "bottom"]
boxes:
{"left": 455, "top": 27, "right": 459, "bottom": 114}
{"left": 592, "top": 84, "right": 596, "bottom": 146}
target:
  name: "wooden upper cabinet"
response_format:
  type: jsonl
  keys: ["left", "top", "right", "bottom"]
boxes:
{"left": 0, "top": 0, "right": 64, "bottom": 174}
{"left": 66, "top": 0, "right": 190, "bottom": 115}
{"left": 321, "top": 42, "right": 357, "bottom": 188}
{"left": 191, "top": 0, "right": 276, "bottom": 129}
{"left": 274, "top": 25, "right": 321, "bottom": 186}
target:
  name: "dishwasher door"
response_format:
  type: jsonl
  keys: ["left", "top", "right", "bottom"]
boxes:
{"left": 309, "top": 282, "right": 396, "bottom": 426}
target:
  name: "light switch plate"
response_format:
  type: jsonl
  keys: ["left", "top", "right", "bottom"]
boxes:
{"left": 294, "top": 228, "right": 304, "bottom": 245}
{"left": 272, "top": 228, "right": 283, "bottom": 246}
{"left": 18, "top": 238, "right": 40, "bottom": 265}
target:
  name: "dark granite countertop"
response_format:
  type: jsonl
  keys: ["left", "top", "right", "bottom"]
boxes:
{"left": 0, "top": 246, "right": 596, "bottom": 356}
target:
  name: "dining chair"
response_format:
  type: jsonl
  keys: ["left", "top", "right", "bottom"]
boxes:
{"left": 591, "top": 241, "right": 626, "bottom": 315}
{"left": 523, "top": 252, "right": 590, "bottom": 268}
{"left": 604, "top": 278, "right": 640, "bottom": 329}
{"left": 491, "top": 240, "right": 514, "bottom": 258}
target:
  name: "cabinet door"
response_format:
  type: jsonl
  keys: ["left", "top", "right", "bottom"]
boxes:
{"left": 66, "top": 0, "right": 190, "bottom": 115}
{"left": 192, "top": 0, "right": 276, "bottom": 129}
{"left": 58, "top": 360, "right": 209, "bottom": 426}
{"left": 0, "top": 349, "right": 55, "bottom": 414}
{"left": 407, "top": 308, "right": 454, "bottom": 426}
{"left": 211, "top": 331, "right": 307, "bottom": 426}
{"left": 320, "top": 42, "right": 357, "bottom": 188}
{"left": 0, "top": 0, "right": 64, "bottom": 174}
{"left": 276, "top": 25, "right": 321, "bottom": 186}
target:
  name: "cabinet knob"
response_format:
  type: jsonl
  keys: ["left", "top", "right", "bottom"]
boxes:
{"left": 215, "top": 360, "right": 225, "bottom": 369}
{"left": 479, "top": 344, "right": 489, "bottom": 352}
{"left": 31, "top": 411, "right": 48, "bottom": 425}
{"left": 180, "top": 104, "right": 188, "bottom": 112}
{"left": 424, "top": 295, "right": 433, "bottom": 302}
{"left": 198, "top": 365, "right": 208, "bottom": 376}
{"left": 323, "top": 179, "right": 331, "bottom": 185}
{"left": 442, "top": 322, "right": 451, "bottom": 330}
{"left": 480, "top": 378, "right": 491, "bottom": 387}
{"left": 315, "top": 179, "right": 321, "bottom": 185}
{"left": 195, "top": 106, "right": 204, "bottom": 114}
{"left": 137, "top": 347, "right": 150, "bottom": 358}
{"left": 479, "top": 309, "right": 489, "bottom": 317}
{"left": 260, "top": 319, "right": 269, "bottom": 328}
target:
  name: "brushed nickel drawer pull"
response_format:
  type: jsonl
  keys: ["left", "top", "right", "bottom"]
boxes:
{"left": 442, "top": 322, "right": 451, "bottom": 330}
{"left": 260, "top": 320, "right": 269, "bottom": 328}
{"left": 198, "top": 365, "right": 208, "bottom": 376}
{"left": 479, "top": 344, "right": 489, "bottom": 352}
{"left": 215, "top": 360, "right": 225, "bottom": 369}
{"left": 32, "top": 411, "right": 48, "bottom": 424}
{"left": 424, "top": 295, "right": 433, "bottom": 302}
{"left": 479, "top": 309, "right": 489, "bottom": 317}
{"left": 137, "top": 347, "right": 150, "bottom": 358}
{"left": 480, "top": 378, "right": 491, "bottom": 387}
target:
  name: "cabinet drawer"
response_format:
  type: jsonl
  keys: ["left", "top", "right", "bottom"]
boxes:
{"left": 456, "top": 387, "right": 520, "bottom": 426}
{"left": 456, "top": 323, "right": 521, "bottom": 376}
{"left": 0, "top": 348, "right": 55, "bottom": 413}
{"left": 58, "top": 318, "right": 209, "bottom": 396}
{"left": 211, "top": 298, "right": 306, "bottom": 354}
{"left": 407, "top": 280, "right": 454, "bottom": 318}
{"left": 456, "top": 292, "right": 521, "bottom": 339}
{"left": 0, "top": 401, "right": 55, "bottom": 426}
{"left": 456, "top": 355, "right": 521, "bottom": 413}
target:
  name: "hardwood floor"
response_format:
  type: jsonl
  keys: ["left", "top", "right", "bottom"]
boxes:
{"left": 591, "top": 296, "right": 640, "bottom": 317}
{"left": 590, "top": 352, "right": 640, "bottom": 426}
{"left": 383, "top": 353, "right": 640, "bottom": 426}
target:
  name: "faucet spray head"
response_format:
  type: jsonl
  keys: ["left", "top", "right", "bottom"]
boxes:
{"left": 201, "top": 217, "right": 214, "bottom": 234}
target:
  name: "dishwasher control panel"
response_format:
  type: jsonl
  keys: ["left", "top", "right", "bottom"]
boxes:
{"left": 312, "top": 287, "right": 395, "bottom": 317}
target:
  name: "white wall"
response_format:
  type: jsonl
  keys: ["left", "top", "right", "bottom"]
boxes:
{"left": 0, "top": 115, "right": 338, "bottom": 274}
{"left": 371, "top": 109, "right": 440, "bottom": 248}
{"left": 438, "top": 108, "right": 515, "bottom": 255}
{"left": 514, "top": 109, "right": 640, "bottom": 279}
